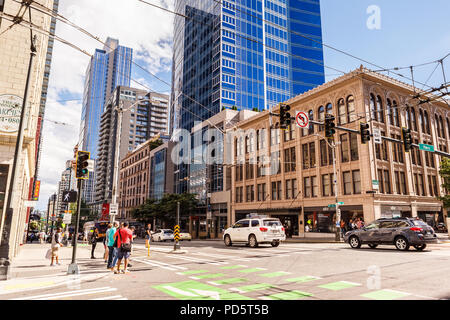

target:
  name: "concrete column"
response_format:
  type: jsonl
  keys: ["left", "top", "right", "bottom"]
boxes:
{"left": 411, "top": 204, "right": 418, "bottom": 218}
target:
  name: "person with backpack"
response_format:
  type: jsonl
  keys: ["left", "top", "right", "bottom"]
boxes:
{"left": 114, "top": 222, "right": 133, "bottom": 274}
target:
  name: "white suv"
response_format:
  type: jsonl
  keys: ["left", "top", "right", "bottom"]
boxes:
{"left": 223, "top": 217, "right": 286, "bottom": 248}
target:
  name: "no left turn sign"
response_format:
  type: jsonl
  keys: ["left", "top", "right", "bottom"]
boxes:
{"left": 296, "top": 112, "right": 309, "bottom": 128}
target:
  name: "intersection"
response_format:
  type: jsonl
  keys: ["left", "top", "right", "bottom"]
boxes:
{"left": 1, "top": 239, "right": 450, "bottom": 300}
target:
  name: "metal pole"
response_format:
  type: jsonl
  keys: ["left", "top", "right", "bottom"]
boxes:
{"left": 332, "top": 141, "right": 341, "bottom": 241}
{"left": 110, "top": 103, "right": 123, "bottom": 224}
{"left": 0, "top": 37, "right": 37, "bottom": 272}
{"left": 68, "top": 179, "right": 83, "bottom": 274}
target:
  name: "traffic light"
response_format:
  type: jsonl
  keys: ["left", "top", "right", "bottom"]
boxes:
{"left": 402, "top": 127, "right": 412, "bottom": 153}
{"left": 279, "top": 103, "right": 291, "bottom": 130}
{"left": 75, "top": 151, "right": 90, "bottom": 179}
{"left": 324, "top": 114, "right": 336, "bottom": 139}
{"left": 360, "top": 122, "right": 371, "bottom": 144}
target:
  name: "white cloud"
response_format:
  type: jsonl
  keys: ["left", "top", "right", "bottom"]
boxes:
{"left": 36, "top": 0, "right": 174, "bottom": 210}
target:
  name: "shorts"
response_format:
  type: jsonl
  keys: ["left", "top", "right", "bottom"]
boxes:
{"left": 51, "top": 247, "right": 59, "bottom": 257}
{"left": 117, "top": 248, "right": 131, "bottom": 260}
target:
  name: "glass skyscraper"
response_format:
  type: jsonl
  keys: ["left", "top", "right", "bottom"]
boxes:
{"left": 170, "top": 0, "right": 325, "bottom": 193}
{"left": 79, "top": 37, "right": 132, "bottom": 203}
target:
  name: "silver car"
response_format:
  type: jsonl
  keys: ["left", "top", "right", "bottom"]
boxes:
{"left": 344, "top": 218, "right": 438, "bottom": 251}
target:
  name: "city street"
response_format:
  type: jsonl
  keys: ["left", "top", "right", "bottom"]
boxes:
{"left": 1, "top": 239, "right": 450, "bottom": 300}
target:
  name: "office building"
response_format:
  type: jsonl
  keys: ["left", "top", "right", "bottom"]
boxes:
{"left": 79, "top": 38, "right": 133, "bottom": 204}
{"left": 171, "top": 0, "right": 325, "bottom": 193}
{"left": 230, "top": 67, "right": 449, "bottom": 239}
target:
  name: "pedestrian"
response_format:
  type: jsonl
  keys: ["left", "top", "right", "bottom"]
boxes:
{"left": 114, "top": 222, "right": 133, "bottom": 274}
{"left": 91, "top": 228, "right": 99, "bottom": 259}
{"left": 340, "top": 220, "right": 346, "bottom": 235}
{"left": 348, "top": 219, "right": 353, "bottom": 231}
{"left": 356, "top": 218, "right": 362, "bottom": 229}
{"left": 103, "top": 231, "right": 108, "bottom": 263}
{"left": 50, "top": 227, "right": 63, "bottom": 266}
{"left": 145, "top": 223, "right": 152, "bottom": 248}
{"left": 106, "top": 222, "right": 119, "bottom": 271}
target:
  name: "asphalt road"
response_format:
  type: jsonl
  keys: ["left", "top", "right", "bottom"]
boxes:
{"left": 2, "top": 239, "right": 450, "bottom": 300}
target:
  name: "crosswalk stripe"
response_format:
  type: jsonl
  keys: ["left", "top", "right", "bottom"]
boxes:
{"left": 133, "top": 258, "right": 186, "bottom": 271}
{"left": 167, "top": 255, "right": 228, "bottom": 266}
{"left": 11, "top": 287, "right": 117, "bottom": 300}
{"left": 90, "top": 295, "right": 124, "bottom": 300}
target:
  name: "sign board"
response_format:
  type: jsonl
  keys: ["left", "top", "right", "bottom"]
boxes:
{"left": 110, "top": 204, "right": 118, "bottom": 216}
{"left": 328, "top": 204, "right": 336, "bottom": 208}
{"left": 23, "top": 200, "right": 38, "bottom": 207}
{"left": 419, "top": 144, "right": 435, "bottom": 152}
{"left": 295, "top": 111, "right": 309, "bottom": 128}
{"left": 33, "top": 181, "right": 41, "bottom": 201}
{"left": 63, "top": 213, "right": 72, "bottom": 224}
{"left": 101, "top": 203, "right": 110, "bottom": 220}
{"left": 0, "top": 94, "right": 23, "bottom": 133}
{"left": 372, "top": 180, "right": 379, "bottom": 190}
{"left": 207, "top": 211, "right": 212, "bottom": 220}
{"left": 87, "top": 159, "right": 95, "bottom": 172}
{"left": 62, "top": 191, "right": 77, "bottom": 203}
{"left": 372, "top": 128, "right": 382, "bottom": 144}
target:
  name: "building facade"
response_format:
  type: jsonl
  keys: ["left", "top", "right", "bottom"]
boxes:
{"left": 79, "top": 38, "right": 133, "bottom": 204}
{"left": 0, "top": 0, "right": 55, "bottom": 278}
{"left": 171, "top": 0, "right": 325, "bottom": 193}
{"left": 230, "top": 67, "right": 449, "bottom": 239}
{"left": 56, "top": 160, "right": 76, "bottom": 215}
{"left": 94, "top": 87, "right": 169, "bottom": 209}
{"left": 149, "top": 141, "right": 175, "bottom": 201}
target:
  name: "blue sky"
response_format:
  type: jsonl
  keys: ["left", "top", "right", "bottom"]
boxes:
{"left": 36, "top": 0, "right": 450, "bottom": 211}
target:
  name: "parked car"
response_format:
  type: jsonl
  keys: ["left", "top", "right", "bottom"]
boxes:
{"left": 344, "top": 218, "right": 438, "bottom": 251}
{"left": 151, "top": 229, "right": 174, "bottom": 242}
{"left": 223, "top": 216, "right": 286, "bottom": 248}
{"left": 436, "top": 222, "right": 448, "bottom": 233}
{"left": 179, "top": 232, "right": 192, "bottom": 241}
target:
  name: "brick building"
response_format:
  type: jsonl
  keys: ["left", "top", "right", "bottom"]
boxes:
{"left": 230, "top": 67, "right": 449, "bottom": 239}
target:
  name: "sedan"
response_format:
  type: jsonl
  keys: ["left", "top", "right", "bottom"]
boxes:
{"left": 179, "top": 232, "right": 192, "bottom": 241}
{"left": 151, "top": 229, "right": 174, "bottom": 242}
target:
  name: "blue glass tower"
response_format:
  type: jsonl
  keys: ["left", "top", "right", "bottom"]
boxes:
{"left": 170, "top": 0, "right": 325, "bottom": 193}
{"left": 80, "top": 37, "right": 132, "bottom": 203}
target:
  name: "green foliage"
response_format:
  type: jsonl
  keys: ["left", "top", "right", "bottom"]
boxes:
{"left": 131, "top": 193, "right": 200, "bottom": 226}
{"left": 150, "top": 139, "right": 164, "bottom": 151}
{"left": 29, "top": 220, "right": 39, "bottom": 230}
{"left": 438, "top": 158, "right": 450, "bottom": 209}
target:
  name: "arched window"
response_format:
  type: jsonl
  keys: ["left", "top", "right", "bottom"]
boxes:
{"left": 419, "top": 109, "right": 424, "bottom": 133}
{"left": 435, "top": 114, "right": 441, "bottom": 137}
{"left": 439, "top": 116, "right": 445, "bottom": 139}
{"left": 376, "top": 95, "right": 384, "bottom": 123}
{"left": 326, "top": 103, "right": 333, "bottom": 115}
{"left": 387, "top": 99, "right": 393, "bottom": 125}
{"left": 410, "top": 107, "right": 417, "bottom": 131}
{"left": 370, "top": 94, "right": 377, "bottom": 121}
{"left": 392, "top": 100, "right": 400, "bottom": 127}
{"left": 318, "top": 106, "right": 325, "bottom": 131}
{"left": 347, "top": 95, "right": 356, "bottom": 123}
{"left": 338, "top": 98, "right": 346, "bottom": 125}
{"left": 424, "top": 110, "right": 430, "bottom": 134}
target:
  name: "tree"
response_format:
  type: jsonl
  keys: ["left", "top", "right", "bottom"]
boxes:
{"left": 131, "top": 193, "right": 200, "bottom": 227}
{"left": 150, "top": 138, "right": 164, "bottom": 151}
{"left": 438, "top": 158, "right": 450, "bottom": 210}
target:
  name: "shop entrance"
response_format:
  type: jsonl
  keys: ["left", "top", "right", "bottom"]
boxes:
{"left": 271, "top": 215, "right": 299, "bottom": 237}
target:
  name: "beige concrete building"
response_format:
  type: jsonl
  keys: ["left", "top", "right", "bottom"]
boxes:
{"left": 230, "top": 67, "right": 449, "bottom": 239}
{"left": 0, "top": 0, "right": 55, "bottom": 278}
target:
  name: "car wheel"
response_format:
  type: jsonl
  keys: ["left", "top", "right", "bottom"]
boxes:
{"left": 414, "top": 244, "right": 426, "bottom": 251}
{"left": 349, "top": 236, "right": 361, "bottom": 249}
{"left": 249, "top": 235, "right": 258, "bottom": 248}
{"left": 271, "top": 240, "right": 280, "bottom": 247}
{"left": 224, "top": 235, "right": 232, "bottom": 247}
{"left": 368, "top": 244, "right": 378, "bottom": 249}
{"left": 394, "top": 236, "right": 410, "bottom": 251}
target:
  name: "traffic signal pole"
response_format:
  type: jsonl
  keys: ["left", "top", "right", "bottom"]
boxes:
{"left": 68, "top": 179, "right": 83, "bottom": 275}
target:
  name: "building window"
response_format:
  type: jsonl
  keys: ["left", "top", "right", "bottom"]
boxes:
{"left": 257, "top": 183, "right": 266, "bottom": 201}
{"left": 353, "top": 170, "right": 361, "bottom": 194}
{"left": 424, "top": 111, "right": 430, "bottom": 134}
{"left": 322, "top": 174, "right": 330, "bottom": 197}
{"left": 318, "top": 106, "right": 325, "bottom": 131}
{"left": 309, "top": 142, "right": 316, "bottom": 168}
{"left": 285, "top": 179, "right": 292, "bottom": 200}
{"left": 338, "top": 98, "right": 346, "bottom": 125}
{"left": 284, "top": 147, "right": 296, "bottom": 173}
{"left": 270, "top": 151, "right": 281, "bottom": 175}
{"left": 340, "top": 134, "right": 349, "bottom": 163}
{"left": 304, "top": 177, "right": 311, "bottom": 198}
{"left": 343, "top": 171, "right": 352, "bottom": 195}
{"left": 246, "top": 185, "right": 255, "bottom": 202}
{"left": 347, "top": 95, "right": 356, "bottom": 123}
{"left": 383, "top": 170, "right": 391, "bottom": 194}
{"left": 311, "top": 176, "right": 318, "bottom": 198}
{"left": 350, "top": 133, "right": 359, "bottom": 161}
{"left": 376, "top": 96, "right": 384, "bottom": 123}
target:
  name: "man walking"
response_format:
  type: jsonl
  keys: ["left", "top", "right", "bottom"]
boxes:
{"left": 114, "top": 222, "right": 133, "bottom": 274}
{"left": 106, "top": 222, "right": 119, "bottom": 271}
{"left": 145, "top": 223, "right": 152, "bottom": 248}
{"left": 91, "top": 228, "right": 99, "bottom": 259}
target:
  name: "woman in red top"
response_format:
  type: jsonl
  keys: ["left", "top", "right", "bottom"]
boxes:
{"left": 114, "top": 222, "right": 133, "bottom": 274}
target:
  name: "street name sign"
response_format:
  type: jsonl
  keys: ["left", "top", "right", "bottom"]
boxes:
{"left": 419, "top": 144, "right": 435, "bottom": 152}
{"left": 372, "top": 128, "right": 382, "bottom": 144}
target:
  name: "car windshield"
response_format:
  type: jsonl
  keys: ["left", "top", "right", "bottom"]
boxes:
{"left": 164, "top": 230, "right": 173, "bottom": 234}
{"left": 263, "top": 219, "right": 282, "bottom": 227}
{"left": 412, "top": 220, "right": 429, "bottom": 227}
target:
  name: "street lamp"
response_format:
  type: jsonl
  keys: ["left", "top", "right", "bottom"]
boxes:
{"left": 110, "top": 98, "right": 151, "bottom": 223}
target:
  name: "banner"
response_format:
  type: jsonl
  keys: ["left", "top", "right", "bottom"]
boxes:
{"left": 33, "top": 181, "right": 41, "bottom": 201}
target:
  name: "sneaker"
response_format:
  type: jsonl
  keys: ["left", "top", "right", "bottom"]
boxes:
{"left": 114, "top": 270, "right": 120, "bottom": 274}
{"left": 56, "top": 263, "right": 61, "bottom": 266}
{"left": 120, "top": 270, "right": 125, "bottom": 274}
{"left": 123, "top": 270, "right": 130, "bottom": 274}
{"left": 128, "top": 264, "right": 132, "bottom": 268}
{"left": 50, "top": 264, "right": 54, "bottom": 267}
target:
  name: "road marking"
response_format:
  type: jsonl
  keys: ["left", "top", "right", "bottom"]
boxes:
{"left": 258, "top": 271, "right": 292, "bottom": 278}
{"left": 167, "top": 255, "right": 228, "bottom": 266}
{"left": 261, "top": 290, "right": 313, "bottom": 300}
{"left": 230, "top": 283, "right": 276, "bottom": 293}
{"left": 176, "top": 270, "right": 208, "bottom": 276}
{"left": 90, "top": 295, "right": 125, "bottom": 300}
{"left": 318, "top": 281, "right": 361, "bottom": 291}
{"left": 133, "top": 258, "right": 187, "bottom": 271}
{"left": 361, "top": 289, "right": 411, "bottom": 300}
{"left": 208, "top": 278, "right": 248, "bottom": 286}
{"left": 11, "top": 287, "right": 118, "bottom": 300}
{"left": 238, "top": 268, "right": 267, "bottom": 273}
{"left": 220, "top": 265, "right": 248, "bottom": 270}
{"left": 285, "top": 276, "right": 322, "bottom": 283}
{"left": 3, "top": 281, "right": 55, "bottom": 291}
{"left": 161, "top": 285, "right": 198, "bottom": 297}
{"left": 189, "top": 273, "right": 226, "bottom": 280}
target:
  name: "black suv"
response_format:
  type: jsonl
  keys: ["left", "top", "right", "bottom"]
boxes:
{"left": 344, "top": 218, "right": 438, "bottom": 251}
